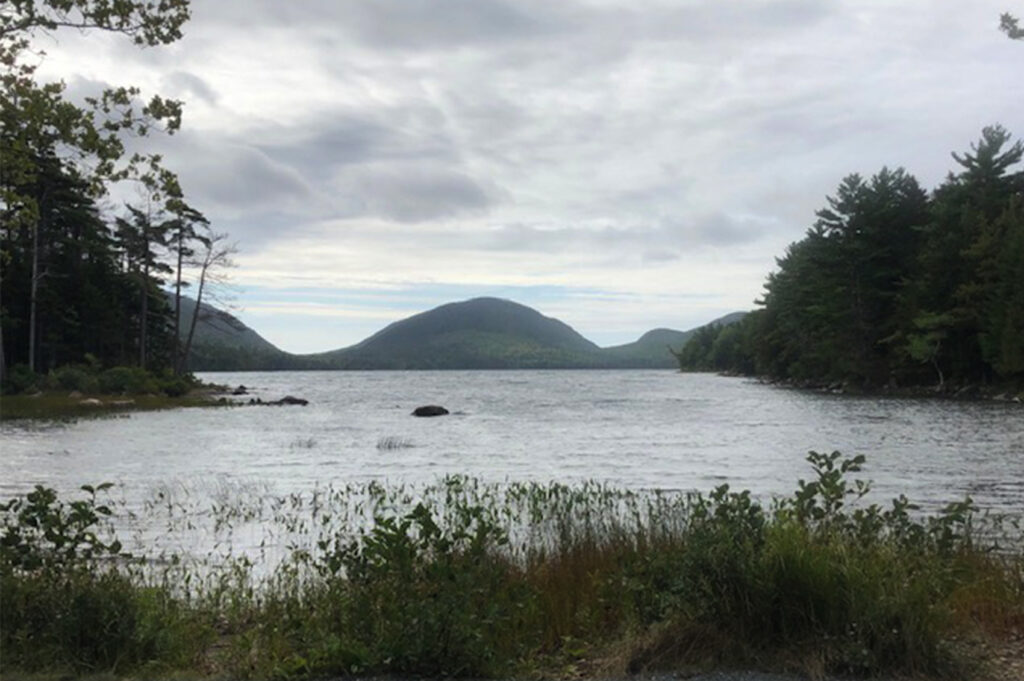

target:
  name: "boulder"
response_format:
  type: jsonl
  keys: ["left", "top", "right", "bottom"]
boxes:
{"left": 79, "top": 398, "right": 102, "bottom": 407}
{"left": 413, "top": 405, "right": 449, "bottom": 417}
{"left": 232, "top": 385, "right": 248, "bottom": 395}
{"left": 250, "top": 395, "right": 309, "bottom": 406}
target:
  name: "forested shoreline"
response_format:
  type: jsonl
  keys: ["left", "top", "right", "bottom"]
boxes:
{"left": 1, "top": 0, "right": 231, "bottom": 394}
{"left": 673, "top": 126, "right": 1024, "bottom": 394}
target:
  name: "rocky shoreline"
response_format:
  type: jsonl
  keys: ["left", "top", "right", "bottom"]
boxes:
{"left": 744, "top": 375, "right": 1024, "bottom": 402}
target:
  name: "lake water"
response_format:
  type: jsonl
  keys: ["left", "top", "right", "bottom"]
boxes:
{"left": 2, "top": 371, "right": 1022, "bottom": 515}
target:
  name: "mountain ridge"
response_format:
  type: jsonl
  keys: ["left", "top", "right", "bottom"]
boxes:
{"left": 177, "top": 294, "right": 748, "bottom": 370}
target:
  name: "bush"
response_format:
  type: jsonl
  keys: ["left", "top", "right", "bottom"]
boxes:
{"left": 98, "top": 367, "right": 160, "bottom": 395}
{"left": 3, "top": 364, "right": 38, "bottom": 395}
{"left": 46, "top": 365, "right": 99, "bottom": 392}
{"left": 1, "top": 458, "right": 1021, "bottom": 679}
{"left": 0, "top": 484, "right": 211, "bottom": 673}
{"left": 158, "top": 376, "right": 192, "bottom": 397}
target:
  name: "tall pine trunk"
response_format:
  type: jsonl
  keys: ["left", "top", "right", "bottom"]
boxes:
{"left": 139, "top": 223, "right": 150, "bottom": 370}
{"left": 28, "top": 185, "right": 49, "bottom": 373}
{"left": 28, "top": 218, "right": 39, "bottom": 372}
{"left": 181, "top": 258, "right": 206, "bottom": 374}
{"left": 173, "top": 225, "right": 183, "bottom": 374}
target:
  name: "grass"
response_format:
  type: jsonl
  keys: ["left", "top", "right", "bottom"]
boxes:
{"left": 0, "top": 391, "right": 228, "bottom": 421}
{"left": 2, "top": 452, "right": 1022, "bottom": 680}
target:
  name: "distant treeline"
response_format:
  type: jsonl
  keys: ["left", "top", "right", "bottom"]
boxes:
{"left": 674, "top": 126, "right": 1024, "bottom": 390}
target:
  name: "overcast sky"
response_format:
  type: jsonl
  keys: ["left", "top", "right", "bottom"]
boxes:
{"left": 35, "top": 0, "right": 1024, "bottom": 352}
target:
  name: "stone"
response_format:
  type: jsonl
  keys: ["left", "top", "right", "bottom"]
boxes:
{"left": 250, "top": 395, "right": 309, "bottom": 406}
{"left": 412, "top": 405, "right": 449, "bottom": 417}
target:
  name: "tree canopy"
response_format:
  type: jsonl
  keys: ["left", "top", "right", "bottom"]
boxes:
{"left": 1, "top": 0, "right": 232, "bottom": 385}
{"left": 673, "top": 126, "right": 1024, "bottom": 391}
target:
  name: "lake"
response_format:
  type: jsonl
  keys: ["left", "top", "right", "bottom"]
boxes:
{"left": 2, "top": 371, "right": 1022, "bottom": 516}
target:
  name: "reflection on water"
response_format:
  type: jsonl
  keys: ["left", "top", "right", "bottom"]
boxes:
{"left": 1, "top": 371, "right": 1022, "bottom": 516}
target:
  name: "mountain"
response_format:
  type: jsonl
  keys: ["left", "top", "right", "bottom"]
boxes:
{"left": 601, "top": 312, "right": 750, "bottom": 368}
{"left": 167, "top": 293, "right": 308, "bottom": 371}
{"left": 310, "top": 297, "right": 606, "bottom": 369}
{"left": 601, "top": 328, "right": 697, "bottom": 368}
{"left": 172, "top": 293, "right": 750, "bottom": 371}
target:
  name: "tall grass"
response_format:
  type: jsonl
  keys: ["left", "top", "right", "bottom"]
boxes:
{"left": 2, "top": 452, "right": 1022, "bottom": 679}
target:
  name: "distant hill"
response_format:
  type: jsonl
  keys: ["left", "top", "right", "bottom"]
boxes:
{"left": 167, "top": 293, "right": 311, "bottom": 371}
{"left": 170, "top": 293, "right": 750, "bottom": 371}
{"left": 310, "top": 297, "right": 607, "bottom": 369}
{"left": 602, "top": 312, "right": 750, "bottom": 368}
{"left": 602, "top": 328, "right": 696, "bottom": 368}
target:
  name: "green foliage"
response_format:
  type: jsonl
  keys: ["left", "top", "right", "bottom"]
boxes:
{"left": 3, "top": 362, "right": 198, "bottom": 397}
{"left": 674, "top": 127, "right": 1024, "bottom": 390}
{"left": 0, "top": 483, "right": 123, "bottom": 571}
{"left": 97, "top": 366, "right": 159, "bottom": 394}
{"left": 313, "top": 501, "right": 523, "bottom": 676}
{"left": 0, "top": 0, "right": 233, "bottom": 380}
{"left": 0, "top": 483, "right": 209, "bottom": 673}
{"left": 3, "top": 363, "right": 39, "bottom": 394}
{"left": 4, "top": 458, "right": 1022, "bottom": 679}
{"left": 46, "top": 364, "right": 100, "bottom": 392}
{"left": 1001, "top": 12, "right": 1024, "bottom": 40}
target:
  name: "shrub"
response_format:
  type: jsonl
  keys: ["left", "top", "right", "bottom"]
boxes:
{"left": 158, "top": 376, "right": 192, "bottom": 397}
{"left": 0, "top": 484, "right": 211, "bottom": 673}
{"left": 1, "top": 458, "right": 1021, "bottom": 679}
{"left": 312, "top": 501, "right": 527, "bottom": 676}
{"left": 3, "top": 364, "right": 38, "bottom": 395}
{"left": 98, "top": 366, "right": 159, "bottom": 395}
{"left": 47, "top": 365, "right": 99, "bottom": 392}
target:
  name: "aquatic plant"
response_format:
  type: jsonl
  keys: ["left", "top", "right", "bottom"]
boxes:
{"left": 1, "top": 453, "right": 1022, "bottom": 679}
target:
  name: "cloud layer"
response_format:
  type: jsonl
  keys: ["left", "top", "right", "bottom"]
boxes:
{"left": 33, "top": 0, "right": 1024, "bottom": 352}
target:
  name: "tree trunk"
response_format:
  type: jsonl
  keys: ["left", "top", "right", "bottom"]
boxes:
{"left": 173, "top": 224, "right": 183, "bottom": 374}
{"left": 181, "top": 256, "right": 207, "bottom": 373}
{"left": 27, "top": 185, "right": 49, "bottom": 373}
{"left": 28, "top": 218, "right": 39, "bottom": 373}
{"left": 139, "top": 224, "right": 150, "bottom": 370}
{"left": 0, "top": 276, "right": 7, "bottom": 385}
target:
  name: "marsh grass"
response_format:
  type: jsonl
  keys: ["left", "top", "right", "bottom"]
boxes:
{"left": 2, "top": 452, "right": 1022, "bottom": 679}
{"left": 0, "top": 392, "right": 225, "bottom": 421}
{"left": 376, "top": 435, "right": 414, "bottom": 450}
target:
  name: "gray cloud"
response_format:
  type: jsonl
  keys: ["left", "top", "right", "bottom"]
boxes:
{"left": 162, "top": 71, "right": 219, "bottom": 105}
{"left": 157, "top": 132, "right": 314, "bottom": 214}
{"left": 35, "top": 0, "right": 1024, "bottom": 339}
{"left": 258, "top": 106, "right": 456, "bottom": 172}
{"left": 359, "top": 212, "right": 769, "bottom": 258}
{"left": 338, "top": 164, "right": 496, "bottom": 223}
{"left": 339, "top": 0, "right": 564, "bottom": 49}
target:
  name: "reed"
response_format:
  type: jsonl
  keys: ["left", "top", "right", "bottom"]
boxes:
{"left": 2, "top": 452, "right": 1021, "bottom": 679}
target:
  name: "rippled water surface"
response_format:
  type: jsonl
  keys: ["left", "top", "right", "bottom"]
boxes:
{"left": 2, "top": 371, "right": 1022, "bottom": 513}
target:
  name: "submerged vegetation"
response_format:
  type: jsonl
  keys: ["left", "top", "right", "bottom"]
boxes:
{"left": 2, "top": 453, "right": 1022, "bottom": 679}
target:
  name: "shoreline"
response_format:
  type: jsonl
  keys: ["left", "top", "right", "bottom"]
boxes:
{"left": 0, "top": 387, "right": 232, "bottom": 421}
{"left": 696, "top": 371, "right": 1024, "bottom": 403}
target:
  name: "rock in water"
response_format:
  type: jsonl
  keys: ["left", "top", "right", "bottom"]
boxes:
{"left": 250, "top": 396, "right": 309, "bottom": 406}
{"left": 412, "top": 405, "right": 449, "bottom": 417}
